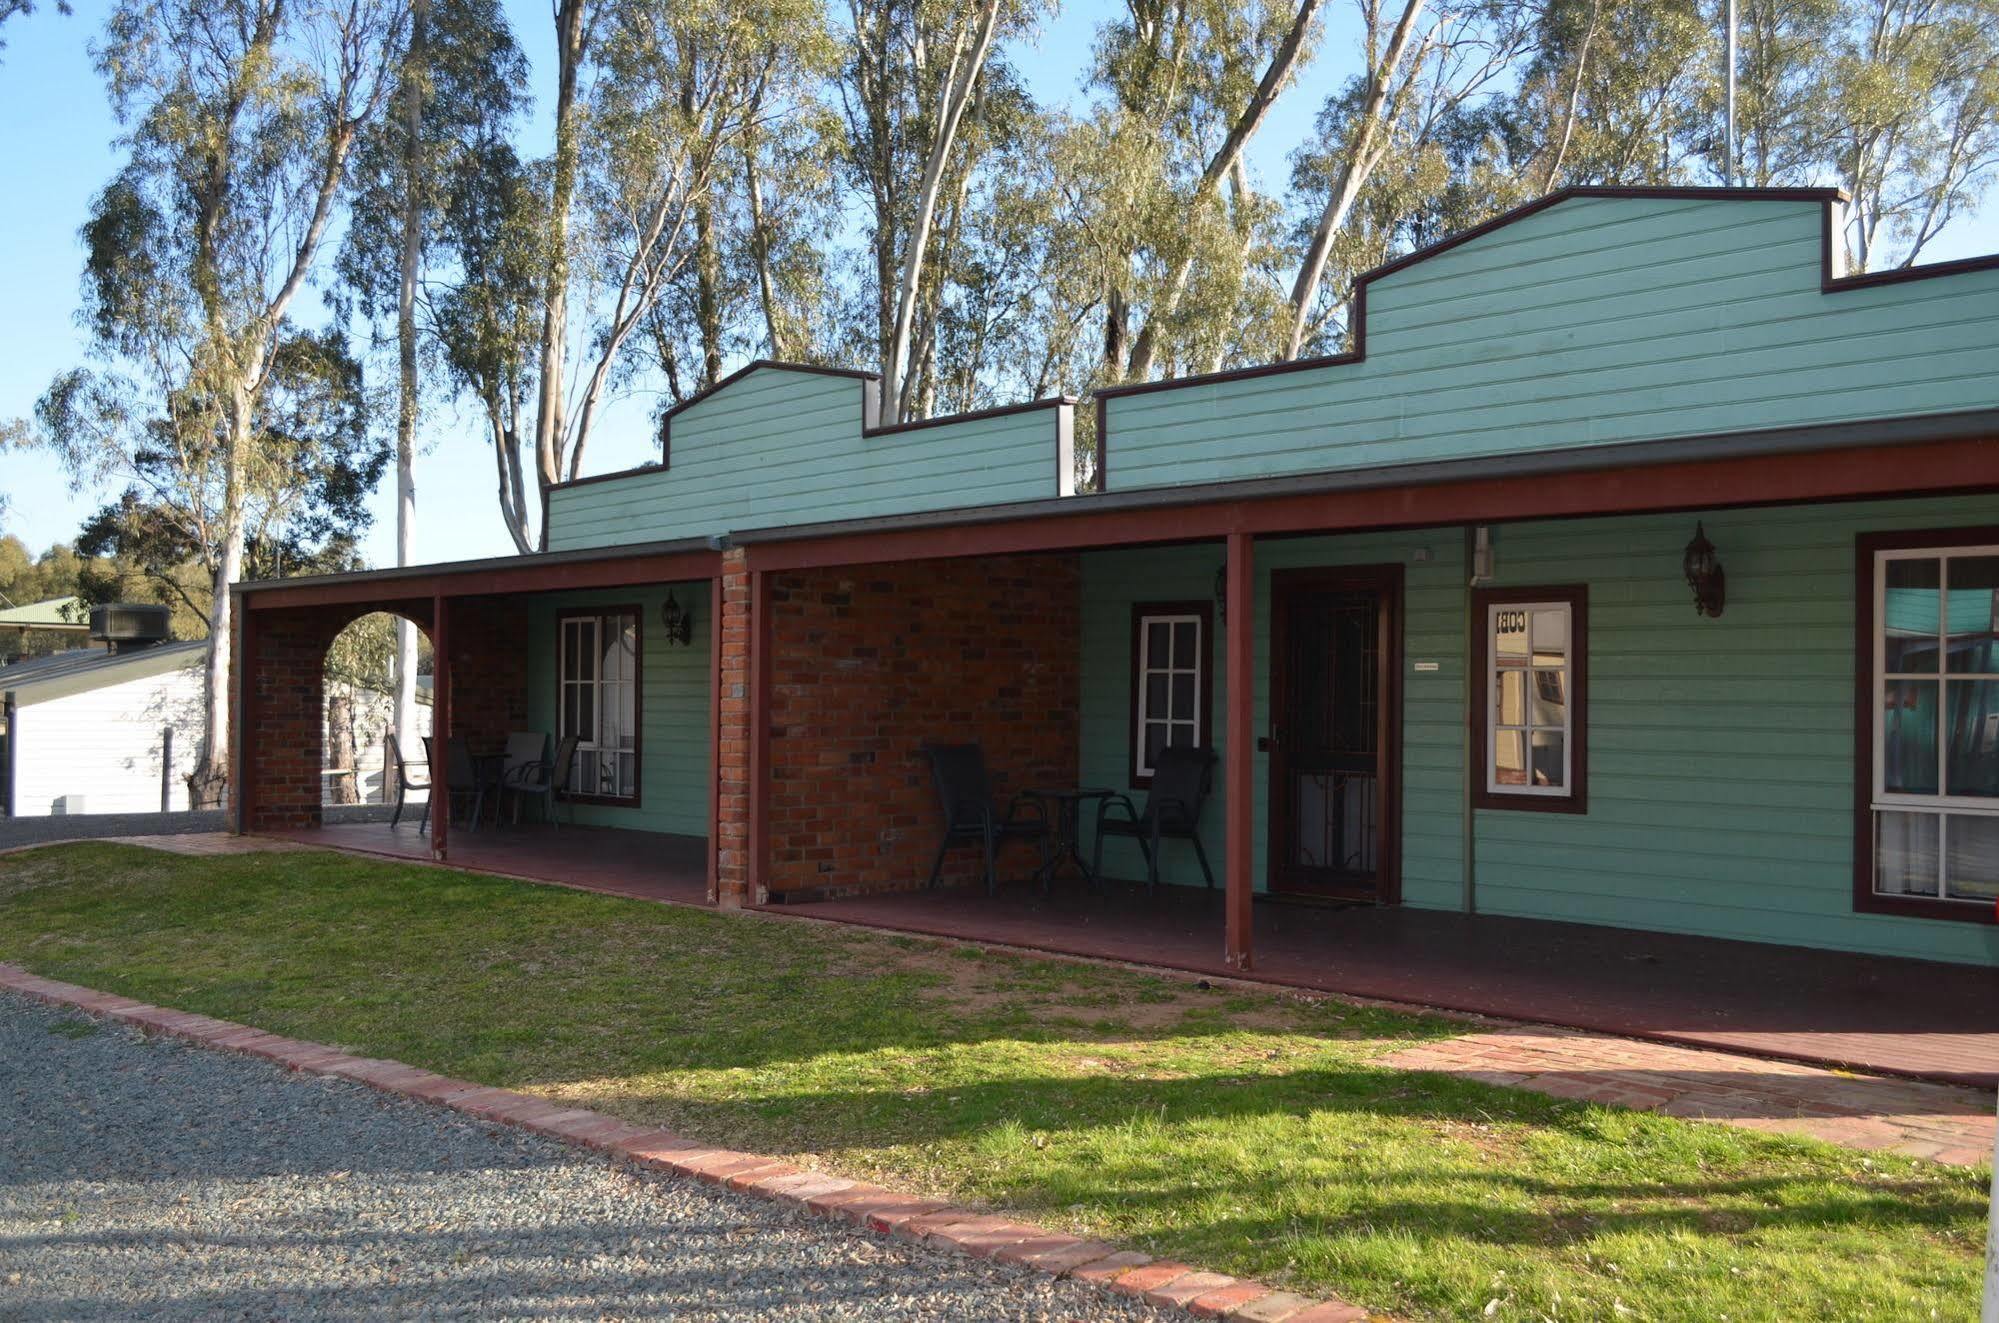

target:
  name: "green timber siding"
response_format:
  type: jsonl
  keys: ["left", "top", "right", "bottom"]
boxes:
{"left": 523, "top": 584, "right": 710, "bottom": 836}
{"left": 1079, "top": 494, "right": 1999, "bottom": 966}
{"left": 1102, "top": 196, "right": 1999, "bottom": 490}
{"left": 546, "top": 367, "right": 1070, "bottom": 552}
{"left": 1080, "top": 533, "right": 1466, "bottom": 910}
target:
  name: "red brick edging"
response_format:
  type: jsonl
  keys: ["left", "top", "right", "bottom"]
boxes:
{"left": 0, "top": 962, "right": 1378, "bottom": 1323}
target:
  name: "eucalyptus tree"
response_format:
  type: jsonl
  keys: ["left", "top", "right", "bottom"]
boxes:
{"left": 39, "top": 0, "right": 403, "bottom": 805}
{"left": 1284, "top": 0, "right": 1535, "bottom": 358}
{"left": 1082, "top": 0, "right": 1328, "bottom": 384}
{"left": 336, "top": 0, "right": 524, "bottom": 742}
{"left": 1823, "top": 0, "right": 1999, "bottom": 268}
{"left": 837, "top": 0, "right": 1046, "bottom": 423}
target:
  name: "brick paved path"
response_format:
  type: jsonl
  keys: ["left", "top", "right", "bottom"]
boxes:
{"left": 1383, "top": 1025, "right": 1996, "bottom": 1166}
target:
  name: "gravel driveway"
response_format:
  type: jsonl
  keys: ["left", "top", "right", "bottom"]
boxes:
{"left": 0, "top": 992, "right": 1180, "bottom": 1321}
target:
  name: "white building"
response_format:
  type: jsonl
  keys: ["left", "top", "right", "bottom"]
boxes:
{"left": 1, "top": 641, "right": 206, "bottom": 816}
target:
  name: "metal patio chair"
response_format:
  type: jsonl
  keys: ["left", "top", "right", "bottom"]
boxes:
{"left": 494, "top": 732, "right": 549, "bottom": 826}
{"left": 1093, "top": 743, "right": 1218, "bottom": 894}
{"left": 920, "top": 743, "right": 1051, "bottom": 895}
{"left": 423, "top": 735, "right": 498, "bottom": 835}
{"left": 386, "top": 731, "right": 428, "bottom": 829}
{"left": 502, "top": 734, "right": 579, "bottom": 826}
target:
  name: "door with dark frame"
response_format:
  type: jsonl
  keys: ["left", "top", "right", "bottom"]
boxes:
{"left": 1267, "top": 565, "right": 1402, "bottom": 903}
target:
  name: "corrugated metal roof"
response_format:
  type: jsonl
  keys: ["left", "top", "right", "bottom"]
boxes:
{"left": 0, "top": 596, "right": 88, "bottom": 628}
{"left": 0, "top": 640, "right": 205, "bottom": 697}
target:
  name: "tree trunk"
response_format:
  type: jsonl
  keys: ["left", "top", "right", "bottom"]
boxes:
{"left": 327, "top": 690, "right": 358, "bottom": 805}
{"left": 533, "top": 0, "right": 588, "bottom": 533}
{"left": 1284, "top": 0, "right": 1427, "bottom": 361}
{"left": 392, "top": 0, "right": 428, "bottom": 766}
{"left": 879, "top": 0, "right": 1002, "bottom": 423}
{"left": 1125, "top": 0, "right": 1325, "bottom": 382}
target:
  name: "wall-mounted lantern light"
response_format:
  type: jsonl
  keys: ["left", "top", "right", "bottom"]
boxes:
{"left": 1682, "top": 522, "right": 1726, "bottom": 618}
{"left": 661, "top": 589, "right": 694, "bottom": 646}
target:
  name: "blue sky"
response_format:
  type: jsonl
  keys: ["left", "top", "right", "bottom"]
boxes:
{"left": 2, "top": 1, "right": 1993, "bottom": 574}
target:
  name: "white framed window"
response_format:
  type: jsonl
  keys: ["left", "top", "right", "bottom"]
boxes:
{"left": 1130, "top": 603, "right": 1210, "bottom": 784}
{"left": 1473, "top": 586, "right": 1586, "bottom": 812}
{"left": 558, "top": 608, "right": 641, "bottom": 802}
{"left": 1868, "top": 540, "right": 1999, "bottom": 909}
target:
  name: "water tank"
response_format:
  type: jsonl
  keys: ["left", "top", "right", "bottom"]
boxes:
{"left": 89, "top": 603, "right": 172, "bottom": 652}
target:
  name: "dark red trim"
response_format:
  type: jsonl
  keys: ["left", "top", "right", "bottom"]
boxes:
{"left": 432, "top": 593, "right": 450, "bottom": 863}
{"left": 242, "top": 550, "right": 722, "bottom": 610}
{"left": 741, "top": 436, "right": 1999, "bottom": 573}
{"left": 1125, "top": 599, "right": 1215, "bottom": 790}
{"left": 553, "top": 604, "right": 645, "bottom": 810}
{"left": 231, "top": 599, "right": 253, "bottom": 833}
{"left": 1851, "top": 525, "right": 1999, "bottom": 925}
{"left": 861, "top": 395, "right": 1075, "bottom": 438}
{"left": 1223, "top": 531, "right": 1255, "bottom": 970}
{"left": 1469, "top": 584, "right": 1590, "bottom": 816}
{"left": 1266, "top": 565, "right": 1405, "bottom": 903}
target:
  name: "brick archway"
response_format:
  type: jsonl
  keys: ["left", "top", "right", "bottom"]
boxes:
{"left": 239, "top": 599, "right": 434, "bottom": 834}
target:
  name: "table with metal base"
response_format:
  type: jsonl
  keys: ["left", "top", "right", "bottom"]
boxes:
{"left": 1026, "top": 787, "right": 1117, "bottom": 889}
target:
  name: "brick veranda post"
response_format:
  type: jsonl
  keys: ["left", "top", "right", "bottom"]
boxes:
{"left": 1224, "top": 530, "right": 1254, "bottom": 969}
{"left": 714, "top": 549, "right": 754, "bottom": 907}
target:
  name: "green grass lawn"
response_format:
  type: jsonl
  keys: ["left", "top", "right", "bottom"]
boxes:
{"left": 0, "top": 843, "right": 1985, "bottom": 1321}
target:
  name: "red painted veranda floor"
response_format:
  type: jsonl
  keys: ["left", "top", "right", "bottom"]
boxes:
{"left": 278, "top": 821, "right": 1999, "bottom": 1088}
{"left": 283, "top": 819, "right": 710, "bottom": 906}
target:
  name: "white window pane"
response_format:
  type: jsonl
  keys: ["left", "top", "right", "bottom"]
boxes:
{"left": 1492, "top": 729, "right": 1526, "bottom": 786}
{"left": 1144, "top": 722, "right": 1169, "bottom": 769}
{"left": 1531, "top": 607, "right": 1568, "bottom": 664}
{"left": 1172, "top": 672, "right": 1196, "bottom": 721}
{"left": 1945, "top": 815, "right": 1999, "bottom": 900}
{"left": 1497, "top": 669, "right": 1526, "bottom": 726}
{"left": 1173, "top": 621, "right": 1198, "bottom": 668}
{"left": 1145, "top": 672, "right": 1168, "bottom": 720}
{"left": 1530, "top": 731, "right": 1565, "bottom": 789}
{"left": 1146, "top": 620, "right": 1169, "bottom": 665}
{"left": 1883, "top": 557, "right": 1941, "bottom": 672}
{"left": 1943, "top": 556, "right": 1999, "bottom": 675}
{"left": 1533, "top": 669, "right": 1566, "bottom": 723}
{"left": 1494, "top": 608, "right": 1528, "bottom": 664}
{"left": 1945, "top": 680, "right": 1999, "bottom": 798}
{"left": 1881, "top": 679, "right": 1940, "bottom": 796}
{"left": 1875, "top": 810, "right": 1940, "bottom": 896}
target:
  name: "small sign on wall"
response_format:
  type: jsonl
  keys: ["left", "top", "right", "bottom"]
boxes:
{"left": 1412, "top": 660, "right": 1441, "bottom": 673}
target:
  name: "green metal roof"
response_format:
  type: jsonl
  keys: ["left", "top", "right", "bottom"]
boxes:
{"left": 0, "top": 596, "right": 87, "bottom": 629}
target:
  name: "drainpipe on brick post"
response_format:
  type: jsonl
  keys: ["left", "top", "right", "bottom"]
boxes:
{"left": 432, "top": 593, "right": 450, "bottom": 864}
{"left": 1223, "top": 529, "right": 1255, "bottom": 970}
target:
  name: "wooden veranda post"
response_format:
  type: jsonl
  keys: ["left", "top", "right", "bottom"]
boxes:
{"left": 1225, "top": 530, "right": 1255, "bottom": 969}
{"left": 431, "top": 592, "right": 449, "bottom": 864}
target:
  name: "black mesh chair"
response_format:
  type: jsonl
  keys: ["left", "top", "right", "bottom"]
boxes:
{"left": 386, "top": 731, "right": 428, "bottom": 829}
{"left": 921, "top": 743, "right": 1050, "bottom": 895}
{"left": 503, "top": 734, "right": 579, "bottom": 826}
{"left": 423, "top": 735, "right": 496, "bottom": 834}
{"left": 1093, "top": 744, "right": 1217, "bottom": 894}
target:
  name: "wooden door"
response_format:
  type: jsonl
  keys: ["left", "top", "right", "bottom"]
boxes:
{"left": 1267, "top": 566, "right": 1402, "bottom": 902}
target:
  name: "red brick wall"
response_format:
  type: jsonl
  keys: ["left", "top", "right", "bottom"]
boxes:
{"left": 764, "top": 554, "right": 1080, "bottom": 897}
{"left": 239, "top": 596, "right": 524, "bottom": 833}
{"left": 715, "top": 549, "right": 752, "bottom": 905}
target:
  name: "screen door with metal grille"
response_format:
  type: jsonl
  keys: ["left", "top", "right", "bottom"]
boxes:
{"left": 1268, "top": 566, "right": 1401, "bottom": 902}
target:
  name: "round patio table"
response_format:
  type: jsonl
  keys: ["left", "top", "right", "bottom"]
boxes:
{"left": 1024, "top": 786, "right": 1117, "bottom": 889}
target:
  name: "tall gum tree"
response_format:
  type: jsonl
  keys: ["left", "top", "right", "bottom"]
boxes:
{"left": 45, "top": 0, "right": 403, "bottom": 806}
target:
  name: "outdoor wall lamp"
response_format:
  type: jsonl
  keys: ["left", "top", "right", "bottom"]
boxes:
{"left": 1682, "top": 522, "right": 1726, "bottom": 618}
{"left": 660, "top": 589, "right": 694, "bottom": 646}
